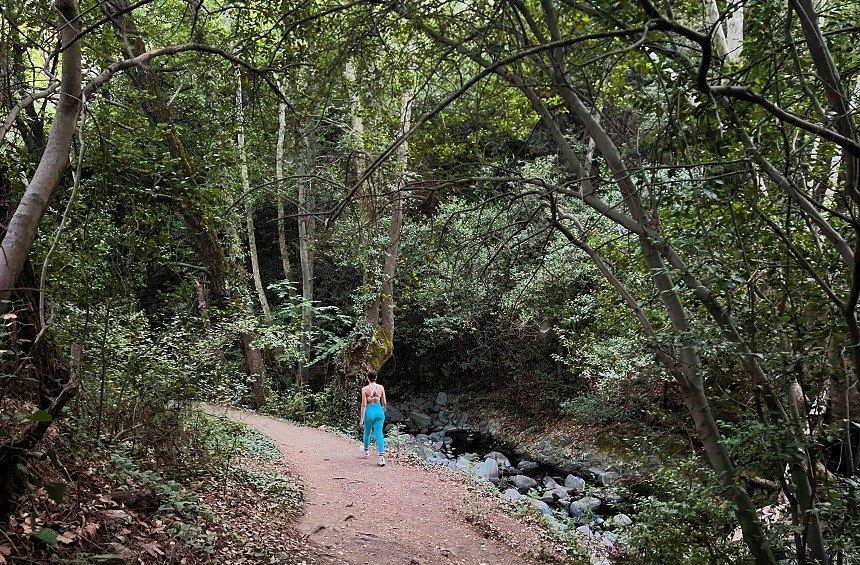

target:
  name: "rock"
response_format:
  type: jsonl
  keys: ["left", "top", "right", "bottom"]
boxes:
{"left": 570, "top": 496, "right": 602, "bottom": 513}
{"left": 538, "top": 493, "right": 555, "bottom": 505}
{"left": 601, "top": 531, "right": 618, "bottom": 549}
{"left": 517, "top": 460, "right": 539, "bottom": 473}
{"left": 486, "top": 451, "right": 511, "bottom": 469}
{"left": 411, "top": 411, "right": 433, "bottom": 430}
{"left": 568, "top": 505, "right": 589, "bottom": 524}
{"left": 386, "top": 406, "right": 405, "bottom": 423}
{"left": 511, "top": 474, "right": 538, "bottom": 493}
{"left": 564, "top": 474, "right": 586, "bottom": 494}
{"left": 551, "top": 487, "right": 571, "bottom": 501}
{"left": 415, "top": 433, "right": 430, "bottom": 444}
{"left": 502, "top": 466, "right": 520, "bottom": 477}
{"left": 542, "top": 476, "right": 559, "bottom": 490}
{"left": 576, "top": 525, "right": 593, "bottom": 537}
{"left": 605, "top": 513, "right": 632, "bottom": 530}
{"left": 527, "top": 498, "right": 553, "bottom": 517}
{"left": 596, "top": 471, "right": 619, "bottom": 487}
{"left": 427, "top": 454, "right": 448, "bottom": 466}
{"left": 474, "top": 458, "right": 500, "bottom": 484}
{"left": 435, "top": 392, "right": 448, "bottom": 406}
{"left": 454, "top": 456, "right": 473, "bottom": 472}
{"left": 502, "top": 488, "right": 523, "bottom": 502}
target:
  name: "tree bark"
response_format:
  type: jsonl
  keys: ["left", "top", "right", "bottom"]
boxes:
{"left": 275, "top": 79, "right": 294, "bottom": 289}
{"left": 235, "top": 65, "right": 271, "bottom": 320}
{"left": 0, "top": 0, "right": 81, "bottom": 300}
{"left": 297, "top": 125, "right": 317, "bottom": 385}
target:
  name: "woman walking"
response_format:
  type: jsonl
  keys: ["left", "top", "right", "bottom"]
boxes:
{"left": 359, "top": 369, "right": 387, "bottom": 466}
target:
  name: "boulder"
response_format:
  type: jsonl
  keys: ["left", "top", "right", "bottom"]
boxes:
{"left": 486, "top": 451, "right": 511, "bottom": 469}
{"left": 576, "top": 525, "right": 593, "bottom": 537}
{"left": 435, "top": 392, "right": 448, "bottom": 406}
{"left": 415, "top": 433, "right": 430, "bottom": 444}
{"left": 570, "top": 496, "right": 602, "bottom": 513}
{"left": 551, "top": 487, "right": 571, "bottom": 501}
{"left": 596, "top": 471, "right": 618, "bottom": 487}
{"left": 542, "top": 476, "right": 560, "bottom": 490}
{"left": 605, "top": 513, "right": 632, "bottom": 530}
{"left": 527, "top": 498, "right": 553, "bottom": 517}
{"left": 601, "top": 531, "right": 619, "bottom": 550}
{"left": 386, "top": 406, "right": 405, "bottom": 423}
{"left": 511, "top": 474, "right": 538, "bottom": 493}
{"left": 564, "top": 474, "right": 586, "bottom": 494}
{"left": 411, "top": 411, "right": 433, "bottom": 430}
{"left": 474, "top": 458, "right": 500, "bottom": 484}
{"left": 427, "top": 454, "right": 448, "bottom": 466}
{"left": 517, "top": 460, "right": 539, "bottom": 474}
{"left": 502, "top": 488, "right": 522, "bottom": 502}
{"left": 538, "top": 493, "right": 555, "bottom": 505}
{"left": 568, "top": 505, "right": 589, "bottom": 524}
{"left": 454, "top": 456, "right": 473, "bottom": 472}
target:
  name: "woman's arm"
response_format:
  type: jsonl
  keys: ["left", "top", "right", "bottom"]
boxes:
{"left": 381, "top": 386, "right": 387, "bottom": 409}
{"left": 359, "top": 387, "right": 367, "bottom": 426}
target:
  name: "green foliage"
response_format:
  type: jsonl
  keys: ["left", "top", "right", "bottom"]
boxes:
{"left": 628, "top": 461, "right": 748, "bottom": 564}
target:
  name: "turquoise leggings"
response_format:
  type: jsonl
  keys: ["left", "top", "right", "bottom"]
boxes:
{"left": 363, "top": 403, "right": 385, "bottom": 453}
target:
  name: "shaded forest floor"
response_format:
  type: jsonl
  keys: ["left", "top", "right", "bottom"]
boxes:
{"left": 2, "top": 407, "right": 324, "bottom": 564}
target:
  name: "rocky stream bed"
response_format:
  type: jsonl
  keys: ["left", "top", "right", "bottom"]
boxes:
{"left": 385, "top": 392, "right": 641, "bottom": 557}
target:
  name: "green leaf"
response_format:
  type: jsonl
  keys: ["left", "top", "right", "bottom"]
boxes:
{"left": 46, "top": 481, "right": 66, "bottom": 504}
{"left": 36, "top": 527, "right": 59, "bottom": 548}
{"left": 28, "top": 410, "right": 52, "bottom": 423}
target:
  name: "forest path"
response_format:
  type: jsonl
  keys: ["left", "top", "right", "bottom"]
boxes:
{"left": 205, "top": 405, "right": 556, "bottom": 565}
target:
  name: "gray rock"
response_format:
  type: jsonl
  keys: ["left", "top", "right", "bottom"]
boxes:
{"left": 486, "top": 451, "right": 511, "bottom": 469}
{"left": 411, "top": 411, "right": 433, "bottom": 430}
{"left": 568, "top": 505, "right": 589, "bottom": 524}
{"left": 457, "top": 413, "right": 469, "bottom": 426}
{"left": 435, "top": 391, "right": 448, "bottom": 406}
{"left": 386, "top": 406, "right": 405, "bottom": 423}
{"left": 551, "top": 487, "right": 571, "bottom": 501}
{"left": 542, "top": 476, "right": 560, "bottom": 490}
{"left": 605, "top": 513, "right": 632, "bottom": 530}
{"left": 427, "top": 454, "right": 448, "bottom": 466}
{"left": 528, "top": 498, "right": 553, "bottom": 516}
{"left": 474, "top": 458, "right": 500, "bottom": 484}
{"left": 415, "top": 433, "right": 430, "bottom": 444}
{"left": 539, "top": 493, "right": 555, "bottom": 505}
{"left": 596, "top": 471, "right": 619, "bottom": 487}
{"left": 564, "top": 474, "right": 586, "bottom": 494}
{"left": 502, "top": 488, "right": 523, "bottom": 502}
{"left": 511, "top": 474, "right": 538, "bottom": 493}
{"left": 576, "top": 525, "right": 593, "bottom": 537}
{"left": 454, "top": 456, "right": 473, "bottom": 472}
{"left": 517, "top": 460, "right": 539, "bottom": 473}
{"left": 601, "top": 531, "right": 618, "bottom": 549}
{"left": 570, "top": 496, "right": 602, "bottom": 512}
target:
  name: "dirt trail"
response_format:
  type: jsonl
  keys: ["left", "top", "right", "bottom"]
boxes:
{"left": 206, "top": 406, "right": 559, "bottom": 565}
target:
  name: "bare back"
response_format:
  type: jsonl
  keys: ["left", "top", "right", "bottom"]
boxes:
{"left": 362, "top": 383, "right": 386, "bottom": 407}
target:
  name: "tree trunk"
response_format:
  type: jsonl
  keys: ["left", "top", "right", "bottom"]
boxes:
{"left": 297, "top": 126, "right": 317, "bottom": 385}
{"left": 0, "top": 0, "right": 81, "bottom": 300}
{"left": 235, "top": 65, "right": 271, "bottom": 320}
{"left": 275, "top": 79, "right": 294, "bottom": 289}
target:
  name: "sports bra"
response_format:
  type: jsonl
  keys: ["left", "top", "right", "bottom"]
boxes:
{"left": 365, "top": 383, "right": 382, "bottom": 404}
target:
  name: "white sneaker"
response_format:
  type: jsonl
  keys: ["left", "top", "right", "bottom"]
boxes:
{"left": 378, "top": 455, "right": 386, "bottom": 466}
{"left": 360, "top": 445, "right": 369, "bottom": 457}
